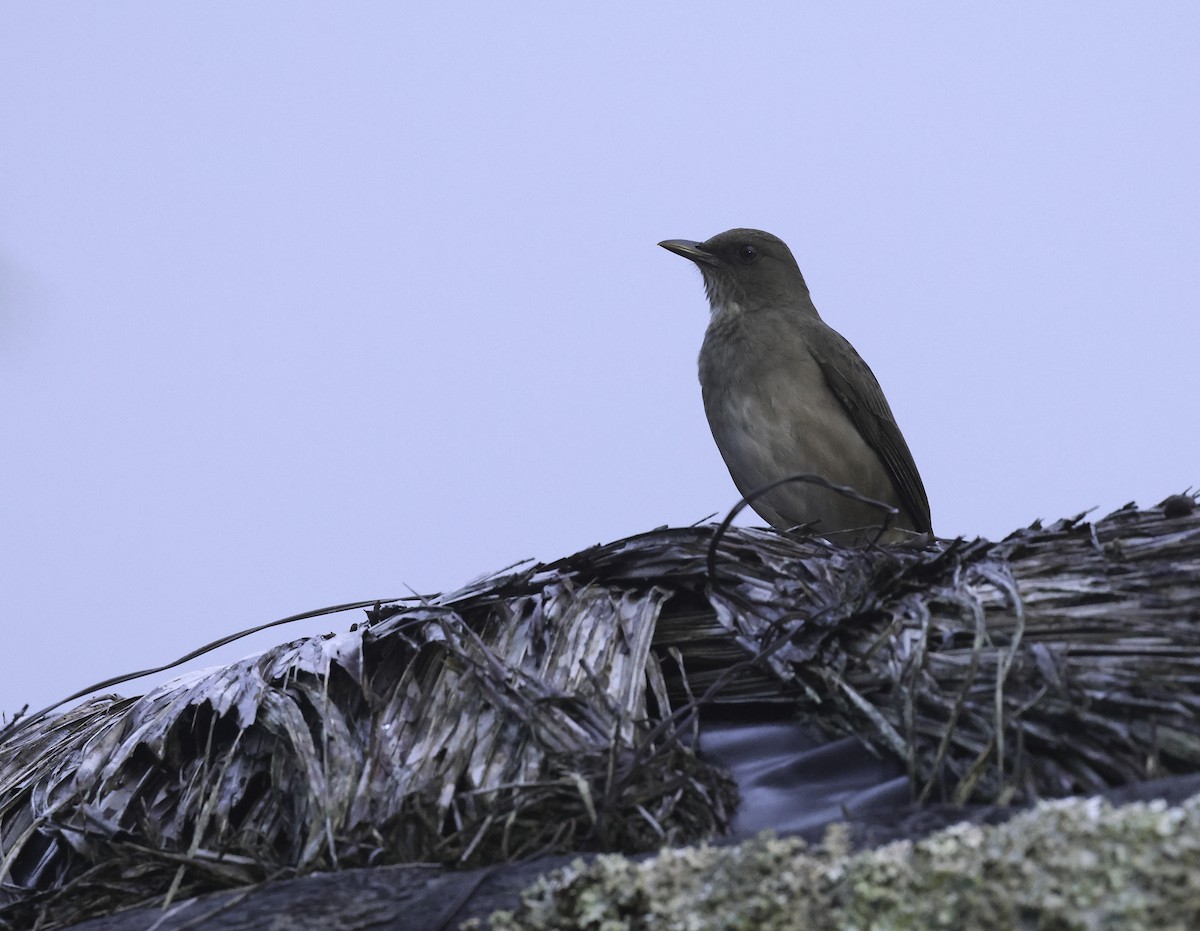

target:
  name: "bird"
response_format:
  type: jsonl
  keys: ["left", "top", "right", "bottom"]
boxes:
{"left": 659, "top": 228, "right": 932, "bottom": 543}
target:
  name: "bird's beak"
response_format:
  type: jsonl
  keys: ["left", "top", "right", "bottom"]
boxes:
{"left": 658, "top": 239, "right": 720, "bottom": 267}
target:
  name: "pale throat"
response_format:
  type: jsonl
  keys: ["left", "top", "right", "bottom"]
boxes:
{"left": 701, "top": 275, "right": 746, "bottom": 321}
{"left": 707, "top": 297, "right": 745, "bottom": 321}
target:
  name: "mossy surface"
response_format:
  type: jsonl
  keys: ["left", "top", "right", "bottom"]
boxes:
{"left": 481, "top": 793, "right": 1200, "bottom": 930}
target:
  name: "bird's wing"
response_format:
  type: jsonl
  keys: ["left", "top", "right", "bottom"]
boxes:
{"left": 811, "top": 331, "right": 932, "bottom": 532}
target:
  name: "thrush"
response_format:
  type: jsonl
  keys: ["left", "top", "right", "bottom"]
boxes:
{"left": 659, "top": 228, "right": 932, "bottom": 542}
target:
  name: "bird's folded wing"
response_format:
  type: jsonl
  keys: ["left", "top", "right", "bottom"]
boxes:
{"left": 811, "top": 335, "right": 932, "bottom": 533}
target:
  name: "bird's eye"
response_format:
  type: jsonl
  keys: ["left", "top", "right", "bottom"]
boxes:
{"left": 738, "top": 244, "right": 758, "bottom": 263}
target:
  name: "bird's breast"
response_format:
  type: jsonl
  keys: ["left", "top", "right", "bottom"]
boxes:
{"left": 697, "top": 314, "right": 902, "bottom": 533}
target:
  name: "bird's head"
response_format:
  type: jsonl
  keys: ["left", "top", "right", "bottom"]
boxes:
{"left": 658, "top": 228, "right": 810, "bottom": 318}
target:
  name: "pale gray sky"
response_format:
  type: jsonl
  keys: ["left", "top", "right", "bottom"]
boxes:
{"left": 3, "top": 5, "right": 1198, "bottom": 716}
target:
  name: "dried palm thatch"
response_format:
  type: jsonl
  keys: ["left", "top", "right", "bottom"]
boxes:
{"left": 2, "top": 496, "right": 1199, "bottom": 929}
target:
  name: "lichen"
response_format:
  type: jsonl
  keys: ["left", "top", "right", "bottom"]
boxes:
{"left": 480, "top": 792, "right": 1200, "bottom": 930}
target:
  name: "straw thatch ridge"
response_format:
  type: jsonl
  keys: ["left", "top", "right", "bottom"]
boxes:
{"left": 2, "top": 495, "right": 1199, "bottom": 929}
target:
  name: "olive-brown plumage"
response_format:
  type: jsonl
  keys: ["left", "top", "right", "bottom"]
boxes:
{"left": 659, "top": 228, "right": 931, "bottom": 542}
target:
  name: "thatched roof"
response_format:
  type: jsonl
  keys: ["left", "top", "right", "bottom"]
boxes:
{"left": 2, "top": 495, "right": 1199, "bottom": 929}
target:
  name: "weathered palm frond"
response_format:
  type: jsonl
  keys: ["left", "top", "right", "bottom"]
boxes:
{"left": 1, "top": 496, "right": 1199, "bottom": 929}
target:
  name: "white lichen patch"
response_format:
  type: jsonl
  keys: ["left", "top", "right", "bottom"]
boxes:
{"left": 477, "top": 792, "right": 1200, "bottom": 931}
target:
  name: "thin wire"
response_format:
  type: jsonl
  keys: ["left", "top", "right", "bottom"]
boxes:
{"left": 705, "top": 473, "right": 898, "bottom": 587}
{"left": 2, "top": 595, "right": 418, "bottom": 740}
